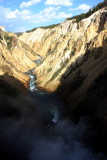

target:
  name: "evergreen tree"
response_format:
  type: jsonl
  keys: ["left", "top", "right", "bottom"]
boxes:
{"left": 66, "top": 0, "right": 107, "bottom": 22}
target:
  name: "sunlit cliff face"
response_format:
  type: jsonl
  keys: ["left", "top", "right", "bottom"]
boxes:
{"left": 19, "top": 8, "right": 107, "bottom": 94}
{"left": 0, "top": 3, "right": 107, "bottom": 160}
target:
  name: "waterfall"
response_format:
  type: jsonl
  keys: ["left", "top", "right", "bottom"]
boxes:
{"left": 29, "top": 74, "right": 36, "bottom": 91}
{"left": 27, "top": 69, "right": 36, "bottom": 92}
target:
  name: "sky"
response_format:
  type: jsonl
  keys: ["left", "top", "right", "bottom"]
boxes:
{"left": 0, "top": 0, "right": 104, "bottom": 32}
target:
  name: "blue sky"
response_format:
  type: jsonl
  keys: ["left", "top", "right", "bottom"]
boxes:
{"left": 0, "top": 0, "right": 104, "bottom": 32}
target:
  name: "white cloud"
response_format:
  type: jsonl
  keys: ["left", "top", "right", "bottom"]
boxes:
{"left": 70, "top": 4, "right": 91, "bottom": 11}
{"left": 32, "top": 7, "right": 72, "bottom": 23}
{"left": 45, "top": 0, "right": 73, "bottom": 6}
{"left": 78, "top": 4, "right": 91, "bottom": 11}
{"left": 0, "top": 6, "right": 27, "bottom": 21}
{"left": 0, "top": 6, "right": 72, "bottom": 32}
{"left": 0, "top": 6, "right": 71, "bottom": 21}
{"left": 0, "top": 3, "right": 72, "bottom": 31}
{"left": 6, "top": 9, "right": 19, "bottom": 18}
{"left": 20, "top": 0, "right": 41, "bottom": 8}
{"left": 4, "top": 8, "right": 31, "bottom": 20}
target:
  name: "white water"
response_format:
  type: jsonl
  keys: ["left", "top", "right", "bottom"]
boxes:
{"left": 29, "top": 74, "right": 36, "bottom": 92}
{"left": 28, "top": 70, "right": 61, "bottom": 124}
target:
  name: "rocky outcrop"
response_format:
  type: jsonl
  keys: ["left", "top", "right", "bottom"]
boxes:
{"left": 20, "top": 7, "right": 107, "bottom": 94}
{"left": 0, "top": 26, "right": 6, "bottom": 31}
{"left": 0, "top": 30, "right": 39, "bottom": 87}
{"left": 0, "top": 4, "right": 107, "bottom": 154}
{"left": 1, "top": 7, "right": 107, "bottom": 109}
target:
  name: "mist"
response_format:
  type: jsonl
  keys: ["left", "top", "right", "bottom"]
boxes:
{"left": 0, "top": 94, "right": 106, "bottom": 160}
{"left": 0, "top": 73, "right": 106, "bottom": 160}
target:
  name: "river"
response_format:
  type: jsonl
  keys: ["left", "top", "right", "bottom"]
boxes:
{"left": 27, "top": 69, "right": 65, "bottom": 127}
{"left": 0, "top": 70, "right": 106, "bottom": 160}
{"left": 25, "top": 69, "right": 106, "bottom": 160}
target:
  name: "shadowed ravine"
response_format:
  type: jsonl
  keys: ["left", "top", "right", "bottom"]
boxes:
{"left": 10, "top": 70, "right": 105, "bottom": 160}
{"left": 27, "top": 69, "right": 64, "bottom": 126}
{"left": 0, "top": 2, "right": 107, "bottom": 159}
{"left": 0, "top": 74, "right": 106, "bottom": 160}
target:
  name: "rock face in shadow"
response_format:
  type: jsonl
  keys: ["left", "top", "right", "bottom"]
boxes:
{"left": 0, "top": 76, "right": 106, "bottom": 160}
{"left": 0, "top": 76, "right": 39, "bottom": 160}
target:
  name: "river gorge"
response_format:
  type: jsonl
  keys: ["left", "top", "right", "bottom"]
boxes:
{"left": 0, "top": 70, "right": 103, "bottom": 160}
{"left": 0, "top": 2, "right": 107, "bottom": 159}
{"left": 0, "top": 69, "right": 106, "bottom": 160}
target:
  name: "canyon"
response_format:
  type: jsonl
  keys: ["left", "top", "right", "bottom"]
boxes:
{"left": 0, "top": 2, "right": 107, "bottom": 159}
{"left": 19, "top": 7, "right": 107, "bottom": 122}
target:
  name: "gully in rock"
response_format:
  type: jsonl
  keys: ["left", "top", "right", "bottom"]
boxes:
{"left": 27, "top": 69, "right": 62, "bottom": 127}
